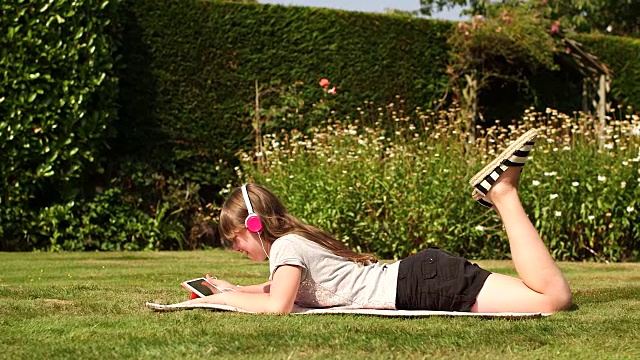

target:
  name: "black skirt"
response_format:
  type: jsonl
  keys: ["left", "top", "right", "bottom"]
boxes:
{"left": 395, "top": 248, "right": 491, "bottom": 312}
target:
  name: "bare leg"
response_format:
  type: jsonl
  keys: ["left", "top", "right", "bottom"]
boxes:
{"left": 471, "top": 167, "right": 572, "bottom": 313}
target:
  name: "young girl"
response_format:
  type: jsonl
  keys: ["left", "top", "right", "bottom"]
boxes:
{"left": 184, "top": 129, "right": 573, "bottom": 313}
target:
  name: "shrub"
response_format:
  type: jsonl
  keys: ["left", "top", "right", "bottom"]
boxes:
{"left": 27, "top": 175, "right": 202, "bottom": 251}
{"left": 237, "top": 101, "right": 639, "bottom": 261}
{"left": 32, "top": 188, "right": 166, "bottom": 251}
{"left": 0, "top": 0, "right": 120, "bottom": 249}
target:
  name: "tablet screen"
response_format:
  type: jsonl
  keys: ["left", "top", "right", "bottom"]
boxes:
{"left": 185, "top": 279, "right": 214, "bottom": 296}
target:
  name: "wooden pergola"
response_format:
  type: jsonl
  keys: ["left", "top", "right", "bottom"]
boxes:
{"left": 561, "top": 37, "right": 612, "bottom": 132}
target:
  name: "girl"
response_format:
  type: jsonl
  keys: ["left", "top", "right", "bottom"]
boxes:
{"left": 183, "top": 129, "right": 573, "bottom": 314}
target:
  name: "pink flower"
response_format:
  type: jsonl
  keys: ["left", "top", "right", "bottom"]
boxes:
{"left": 550, "top": 21, "right": 561, "bottom": 35}
{"left": 319, "top": 78, "right": 330, "bottom": 88}
{"left": 328, "top": 87, "right": 336, "bottom": 94}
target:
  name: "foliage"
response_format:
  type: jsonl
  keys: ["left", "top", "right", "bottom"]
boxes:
{"left": 31, "top": 188, "right": 174, "bottom": 251}
{"left": 546, "top": 0, "right": 639, "bottom": 37}
{"left": 2, "top": 0, "right": 639, "bottom": 253}
{"left": 448, "top": 3, "right": 558, "bottom": 86}
{"left": 0, "top": 0, "right": 120, "bottom": 250}
{"left": 575, "top": 34, "right": 640, "bottom": 110}
{"left": 237, "top": 94, "right": 640, "bottom": 261}
{"left": 23, "top": 157, "right": 222, "bottom": 251}
{"left": 446, "top": 2, "right": 558, "bottom": 131}
{"left": 420, "top": 0, "right": 491, "bottom": 17}
{"left": 441, "top": 1, "right": 640, "bottom": 123}
{"left": 420, "top": 0, "right": 640, "bottom": 37}
{"left": 116, "top": 0, "right": 452, "bottom": 202}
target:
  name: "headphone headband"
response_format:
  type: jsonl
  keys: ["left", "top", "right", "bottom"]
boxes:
{"left": 241, "top": 184, "right": 254, "bottom": 214}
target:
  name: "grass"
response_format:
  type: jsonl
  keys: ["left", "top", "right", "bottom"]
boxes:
{"left": 0, "top": 251, "right": 638, "bottom": 359}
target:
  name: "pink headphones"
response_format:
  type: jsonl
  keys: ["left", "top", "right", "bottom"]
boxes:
{"left": 241, "top": 184, "right": 263, "bottom": 233}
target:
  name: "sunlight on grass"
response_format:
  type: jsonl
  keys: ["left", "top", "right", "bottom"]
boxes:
{"left": 0, "top": 251, "right": 638, "bottom": 359}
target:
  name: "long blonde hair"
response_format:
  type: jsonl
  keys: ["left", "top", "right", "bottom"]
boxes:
{"left": 219, "top": 183, "right": 377, "bottom": 265}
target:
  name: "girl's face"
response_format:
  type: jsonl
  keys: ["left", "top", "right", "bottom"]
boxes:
{"left": 232, "top": 228, "right": 269, "bottom": 262}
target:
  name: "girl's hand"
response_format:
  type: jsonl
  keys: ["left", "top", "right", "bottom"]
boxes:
{"left": 204, "top": 274, "right": 236, "bottom": 293}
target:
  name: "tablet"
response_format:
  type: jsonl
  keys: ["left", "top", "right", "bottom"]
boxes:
{"left": 180, "top": 277, "right": 220, "bottom": 297}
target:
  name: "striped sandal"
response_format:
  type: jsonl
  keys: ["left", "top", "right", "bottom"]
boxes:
{"left": 469, "top": 128, "right": 539, "bottom": 208}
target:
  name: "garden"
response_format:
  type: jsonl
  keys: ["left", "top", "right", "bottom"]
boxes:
{"left": 1, "top": 0, "right": 640, "bottom": 358}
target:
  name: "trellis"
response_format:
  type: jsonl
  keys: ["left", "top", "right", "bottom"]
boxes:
{"left": 561, "top": 37, "right": 612, "bottom": 141}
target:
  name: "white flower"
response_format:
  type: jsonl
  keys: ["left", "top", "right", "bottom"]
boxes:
{"left": 555, "top": 211, "right": 562, "bottom": 217}
{"left": 598, "top": 175, "right": 607, "bottom": 182}
{"left": 622, "top": 161, "right": 629, "bottom": 166}
{"left": 627, "top": 206, "right": 635, "bottom": 213}
{"left": 532, "top": 180, "right": 540, "bottom": 186}
{"left": 475, "top": 225, "right": 484, "bottom": 232}
{"left": 544, "top": 172, "right": 557, "bottom": 177}
{"left": 550, "top": 194, "right": 559, "bottom": 200}
{"left": 588, "top": 215, "right": 595, "bottom": 220}
{"left": 563, "top": 146, "right": 571, "bottom": 151}
{"left": 572, "top": 182, "right": 579, "bottom": 187}
{"left": 604, "top": 143, "right": 614, "bottom": 150}
{"left": 621, "top": 181, "right": 627, "bottom": 189}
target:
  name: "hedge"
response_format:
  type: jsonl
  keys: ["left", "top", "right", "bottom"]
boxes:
{"left": 576, "top": 34, "right": 640, "bottom": 110}
{"left": 0, "top": 0, "right": 120, "bottom": 250}
{"left": 116, "top": 0, "right": 453, "bottom": 197}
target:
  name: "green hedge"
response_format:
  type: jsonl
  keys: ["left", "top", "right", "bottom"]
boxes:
{"left": 0, "top": 0, "right": 120, "bottom": 250}
{"left": 116, "top": 0, "right": 453, "bottom": 197}
{"left": 576, "top": 34, "right": 640, "bottom": 110}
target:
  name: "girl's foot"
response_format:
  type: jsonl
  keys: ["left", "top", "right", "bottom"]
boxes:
{"left": 469, "top": 129, "right": 538, "bottom": 208}
{"left": 483, "top": 166, "right": 521, "bottom": 207}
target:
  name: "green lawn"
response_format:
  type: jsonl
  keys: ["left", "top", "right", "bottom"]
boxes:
{"left": 0, "top": 251, "right": 638, "bottom": 359}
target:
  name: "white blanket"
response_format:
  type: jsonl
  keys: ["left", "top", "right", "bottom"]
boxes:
{"left": 145, "top": 302, "right": 549, "bottom": 318}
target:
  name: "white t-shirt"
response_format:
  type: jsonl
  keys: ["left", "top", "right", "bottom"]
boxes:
{"left": 269, "top": 234, "right": 400, "bottom": 309}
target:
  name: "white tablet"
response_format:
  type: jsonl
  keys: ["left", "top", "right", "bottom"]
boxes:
{"left": 180, "top": 277, "right": 220, "bottom": 297}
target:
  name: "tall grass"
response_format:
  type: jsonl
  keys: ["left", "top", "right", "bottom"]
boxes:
{"left": 235, "top": 105, "right": 640, "bottom": 261}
